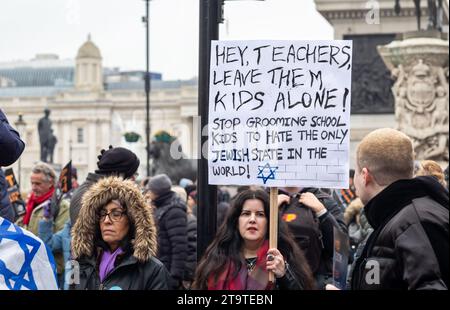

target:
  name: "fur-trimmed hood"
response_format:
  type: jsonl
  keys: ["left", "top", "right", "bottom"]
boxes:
{"left": 71, "top": 176, "right": 157, "bottom": 262}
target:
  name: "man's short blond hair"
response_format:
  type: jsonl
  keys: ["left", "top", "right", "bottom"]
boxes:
{"left": 356, "top": 128, "right": 414, "bottom": 186}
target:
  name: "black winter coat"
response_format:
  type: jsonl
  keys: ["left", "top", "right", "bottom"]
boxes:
{"left": 69, "top": 173, "right": 103, "bottom": 224}
{"left": 308, "top": 188, "right": 347, "bottom": 278}
{"left": 277, "top": 261, "right": 309, "bottom": 290}
{"left": 153, "top": 191, "right": 188, "bottom": 288}
{"left": 0, "top": 169, "right": 14, "bottom": 222}
{"left": 70, "top": 177, "right": 167, "bottom": 290}
{"left": 351, "top": 176, "right": 449, "bottom": 290}
{"left": 72, "top": 249, "right": 170, "bottom": 290}
{"left": 184, "top": 213, "right": 197, "bottom": 282}
{"left": 279, "top": 188, "right": 347, "bottom": 287}
{"left": 0, "top": 109, "right": 25, "bottom": 167}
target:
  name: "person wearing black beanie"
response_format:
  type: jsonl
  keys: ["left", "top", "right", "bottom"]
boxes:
{"left": 95, "top": 147, "right": 140, "bottom": 179}
{"left": 70, "top": 146, "right": 140, "bottom": 226}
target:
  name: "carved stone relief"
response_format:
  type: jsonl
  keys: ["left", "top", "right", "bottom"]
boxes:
{"left": 392, "top": 59, "right": 449, "bottom": 161}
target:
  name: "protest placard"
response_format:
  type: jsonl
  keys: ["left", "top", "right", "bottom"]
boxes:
{"left": 332, "top": 226, "right": 350, "bottom": 290}
{"left": 58, "top": 161, "right": 72, "bottom": 194}
{"left": 208, "top": 40, "right": 352, "bottom": 188}
{"left": 4, "top": 168, "right": 26, "bottom": 217}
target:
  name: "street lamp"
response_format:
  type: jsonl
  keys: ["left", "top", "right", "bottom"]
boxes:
{"left": 14, "top": 113, "right": 26, "bottom": 189}
{"left": 217, "top": 0, "right": 266, "bottom": 23}
{"left": 143, "top": 0, "right": 152, "bottom": 177}
{"left": 197, "top": 0, "right": 265, "bottom": 260}
{"left": 69, "top": 139, "right": 73, "bottom": 161}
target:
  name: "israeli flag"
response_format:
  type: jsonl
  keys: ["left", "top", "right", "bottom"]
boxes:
{"left": 0, "top": 217, "right": 58, "bottom": 290}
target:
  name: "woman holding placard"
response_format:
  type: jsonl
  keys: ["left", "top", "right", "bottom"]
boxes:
{"left": 192, "top": 189, "right": 315, "bottom": 290}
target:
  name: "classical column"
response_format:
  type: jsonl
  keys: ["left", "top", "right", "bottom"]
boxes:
{"left": 87, "top": 120, "right": 97, "bottom": 173}
{"left": 62, "top": 121, "right": 71, "bottom": 163}
{"left": 99, "top": 119, "right": 110, "bottom": 150}
{"left": 378, "top": 32, "right": 449, "bottom": 162}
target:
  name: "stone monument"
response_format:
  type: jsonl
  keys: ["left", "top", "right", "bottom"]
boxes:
{"left": 314, "top": 0, "right": 449, "bottom": 166}
{"left": 38, "top": 108, "right": 57, "bottom": 163}
{"left": 378, "top": 32, "right": 449, "bottom": 161}
{"left": 48, "top": 128, "right": 57, "bottom": 163}
{"left": 395, "top": 0, "right": 446, "bottom": 31}
{"left": 148, "top": 130, "right": 197, "bottom": 184}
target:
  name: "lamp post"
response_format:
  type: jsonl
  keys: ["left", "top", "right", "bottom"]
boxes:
{"left": 143, "top": 0, "right": 152, "bottom": 177}
{"left": 197, "top": 0, "right": 265, "bottom": 260}
{"left": 198, "top": 0, "right": 219, "bottom": 262}
{"left": 14, "top": 113, "right": 26, "bottom": 189}
{"left": 69, "top": 139, "right": 73, "bottom": 161}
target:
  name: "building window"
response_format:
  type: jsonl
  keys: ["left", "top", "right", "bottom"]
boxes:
{"left": 77, "top": 128, "right": 84, "bottom": 143}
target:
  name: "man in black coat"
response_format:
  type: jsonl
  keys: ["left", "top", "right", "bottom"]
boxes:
{"left": 0, "top": 109, "right": 25, "bottom": 167}
{"left": 147, "top": 174, "right": 188, "bottom": 290}
{"left": 329, "top": 128, "right": 449, "bottom": 290}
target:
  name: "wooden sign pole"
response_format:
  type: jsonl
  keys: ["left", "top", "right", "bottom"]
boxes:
{"left": 269, "top": 187, "right": 278, "bottom": 283}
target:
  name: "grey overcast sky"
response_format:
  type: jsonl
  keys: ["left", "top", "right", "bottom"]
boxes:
{"left": 0, "top": 0, "right": 333, "bottom": 80}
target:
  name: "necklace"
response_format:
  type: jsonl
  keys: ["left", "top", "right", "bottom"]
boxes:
{"left": 246, "top": 257, "right": 257, "bottom": 272}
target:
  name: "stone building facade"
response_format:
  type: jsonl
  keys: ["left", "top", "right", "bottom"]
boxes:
{"left": 0, "top": 37, "right": 198, "bottom": 191}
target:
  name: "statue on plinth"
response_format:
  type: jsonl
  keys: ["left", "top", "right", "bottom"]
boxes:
{"left": 38, "top": 108, "right": 57, "bottom": 163}
{"left": 394, "top": 0, "right": 444, "bottom": 31}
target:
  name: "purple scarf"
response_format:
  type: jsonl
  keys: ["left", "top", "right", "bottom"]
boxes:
{"left": 99, "top": 247, "right": 124, "bottom": 282}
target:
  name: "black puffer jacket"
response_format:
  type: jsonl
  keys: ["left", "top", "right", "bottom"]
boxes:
{"left": 70, "top": 177, "right": 170, "bottom": 290}
{"left": 351, "top": 176, "right": 449, "bottom": 290}
{"left": 153, "top": 191, "right": 188, "bottom": 289}
{"left": 183, "top": 213, "right": 197, "bottom": 282}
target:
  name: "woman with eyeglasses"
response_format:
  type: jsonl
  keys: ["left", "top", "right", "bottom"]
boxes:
{"left": 70, "top": 176, "right": 170, "bottom": 290}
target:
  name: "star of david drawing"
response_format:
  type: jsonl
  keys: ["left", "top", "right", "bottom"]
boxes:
{"left": 0, "top": 219, "right": 42, "bottom": 290}
{"left": 257, "top": 163, "right": 278, "bottom": 184}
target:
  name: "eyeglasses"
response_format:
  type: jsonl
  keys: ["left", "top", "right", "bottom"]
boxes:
{"left": 99, "top": 209, "right": 127, "bottom": 222}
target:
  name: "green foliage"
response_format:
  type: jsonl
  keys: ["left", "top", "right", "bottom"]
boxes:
{"left": 153, "top": 130, "right": 175, "bottom": 143}
{"left": 124, "top": 131, "right": 141, "bottom": 143}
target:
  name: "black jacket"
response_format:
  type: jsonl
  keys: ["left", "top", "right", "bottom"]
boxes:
{"left": 72, "top": 249, "right": 170, "bottom": 290}
{"left": 279, "top": 187, "right": 347, "bottom": 286}
{"left": 153, "top": 191, "right": 188, "bottom": 288}
{"left": 277, "top": 261, "right": 308, "bottom": 290}
{"left": 69, "top": 172, "right": 103, "bottom": 224}
{"left": 0, "top": 109, "right": 25, "bottom": 167}
{"left": 351, "top": 176, "right": 449, "bottom": 290}
{"left": 184, "top": 213, "right": 197, "bottom": 282}
{"left": 308, "top": 188, "right": 347, "bottom": 278}
{"left": 0, "top": 169, "right": 14, "bottom": 222}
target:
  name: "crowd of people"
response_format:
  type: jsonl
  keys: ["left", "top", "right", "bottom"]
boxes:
{"left": 1, "top": 107, "right": 449, "bottom": 290}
